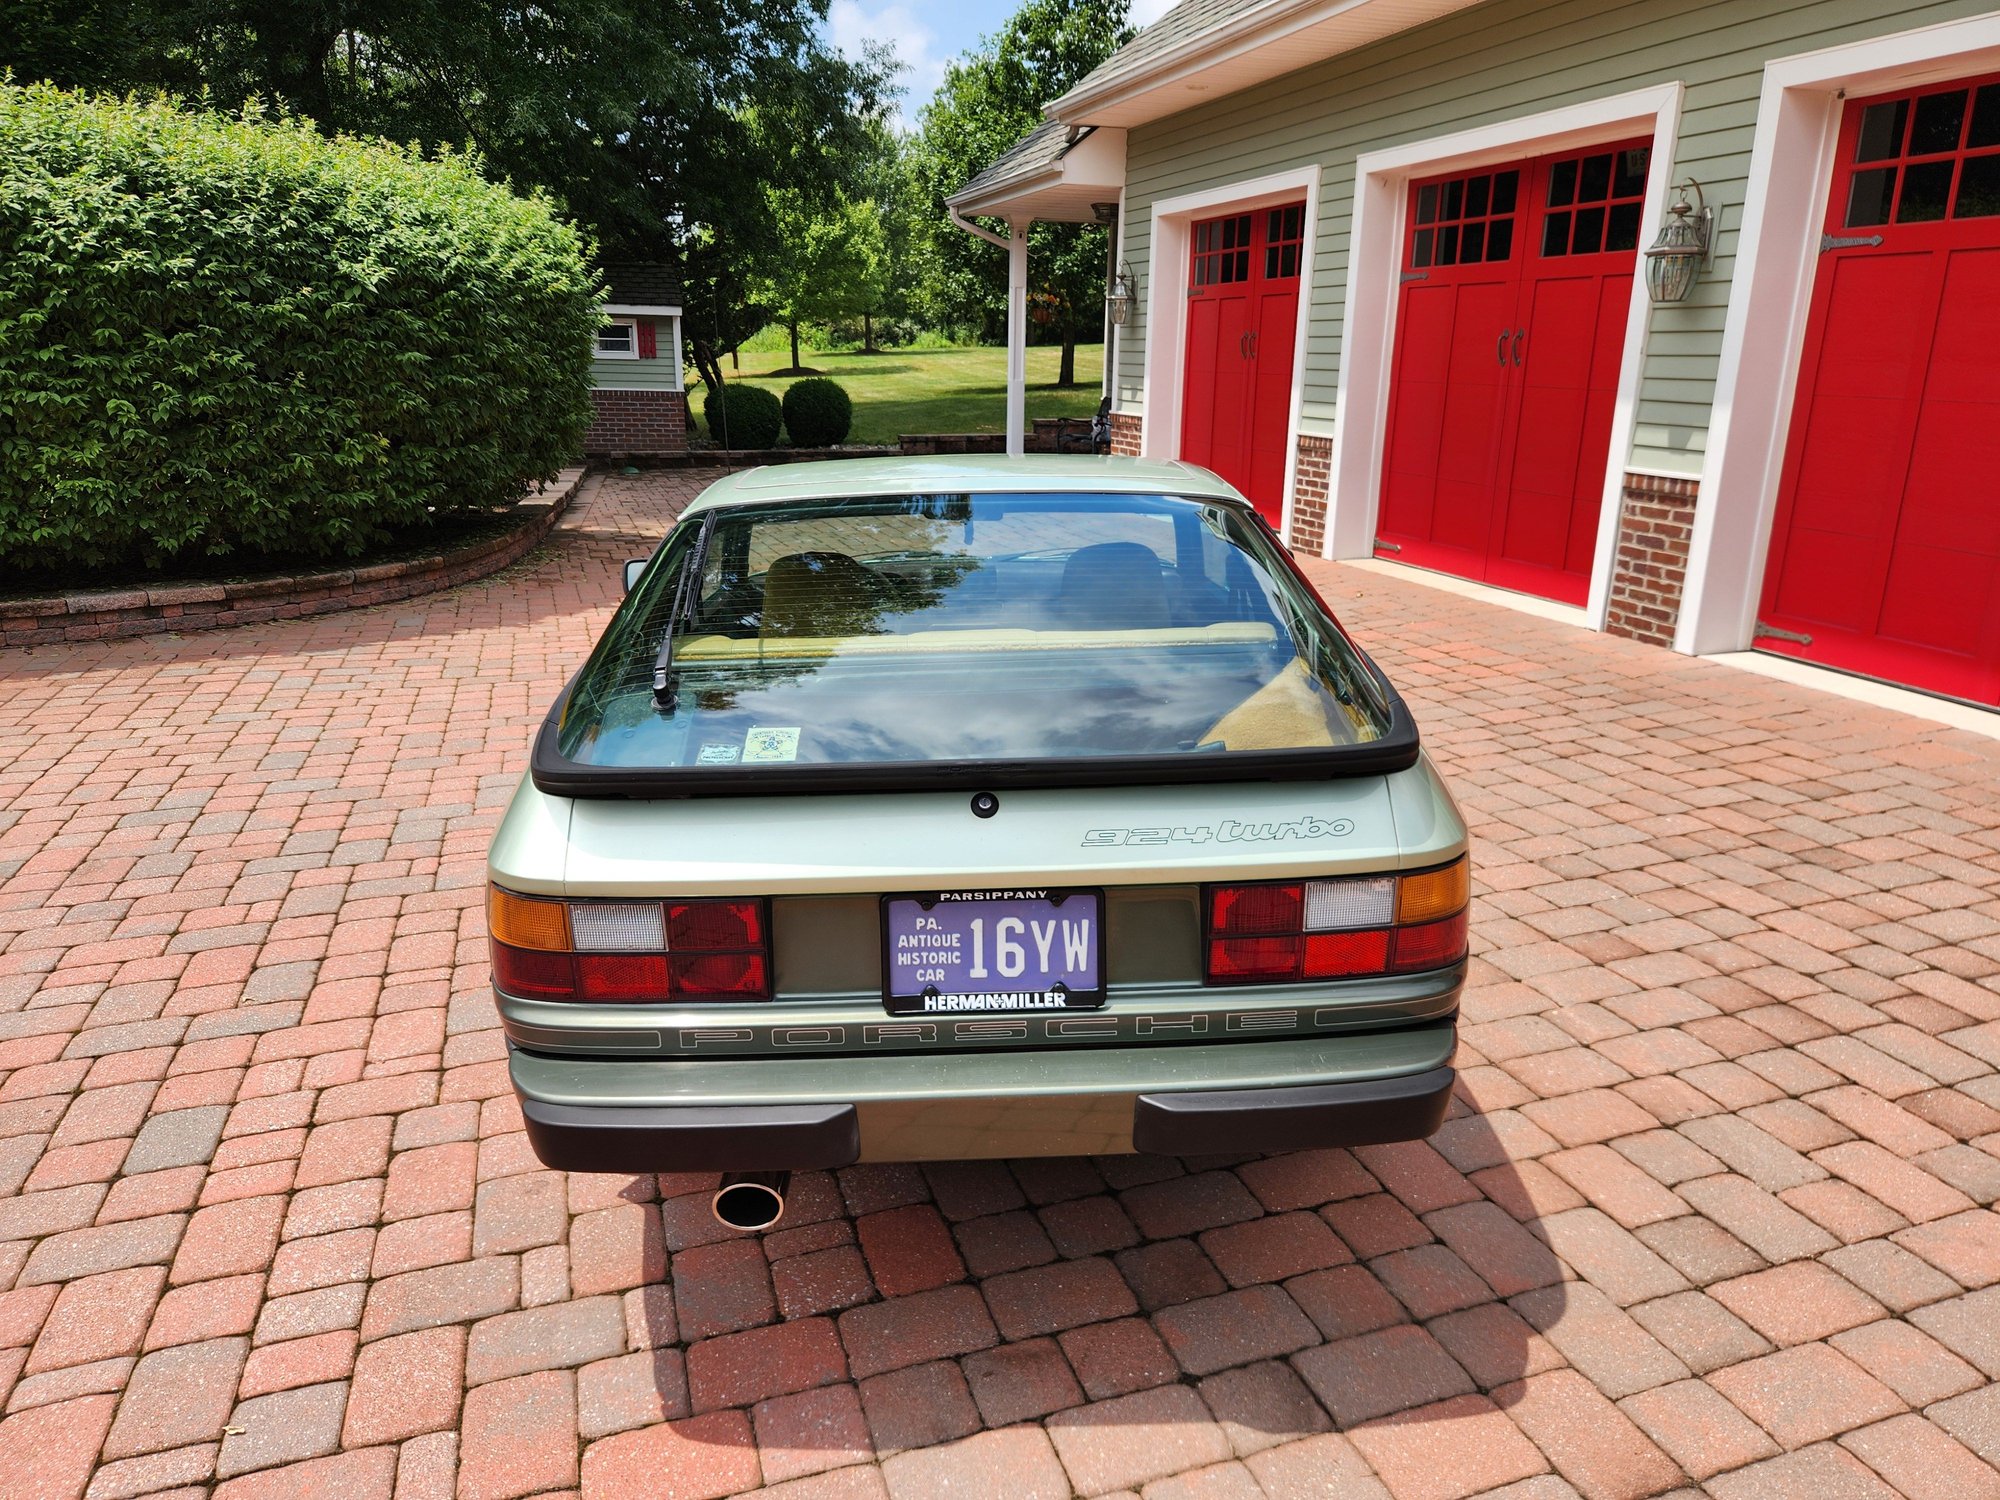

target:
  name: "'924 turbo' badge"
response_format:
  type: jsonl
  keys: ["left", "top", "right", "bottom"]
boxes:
{"left": 1081, "top": 816, "right": 1355, "bottom": 847}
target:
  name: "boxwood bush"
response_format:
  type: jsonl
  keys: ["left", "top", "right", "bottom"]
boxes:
{"left": 0, "top": 84, "right": 600, "bottom": 573}
{"left": 702, "top": 383, "right": 783, "bottom": 450}
{"left": 782, "top": 377, "right": 853, "bottom": 447}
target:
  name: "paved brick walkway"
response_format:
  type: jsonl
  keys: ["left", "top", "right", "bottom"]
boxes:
{"left": 0, "top": 471, "right": 1996, "bottom": 1500}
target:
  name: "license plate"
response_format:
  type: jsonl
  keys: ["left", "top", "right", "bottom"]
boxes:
{"left": 882, "top": 889, "right": 1106, "bottom": 1015}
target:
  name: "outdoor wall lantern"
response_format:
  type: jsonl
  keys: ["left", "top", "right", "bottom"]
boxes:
{"left": 1644, "top": 179, "right": 1713, "bottom": 305}
{"left": 1107, "top": 263, "right": 1138, "bottom": 326}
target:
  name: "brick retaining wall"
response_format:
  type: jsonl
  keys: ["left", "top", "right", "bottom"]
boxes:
{"left": 1604, "top": 471, "right": 1701, "bottom": 647}
{"left": 1, "top": 470, "right": 584, "bottom": 648}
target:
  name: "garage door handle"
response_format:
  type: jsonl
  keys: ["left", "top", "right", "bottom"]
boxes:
{"left": 1512, "top": 329, "right": 1525, "bottom": 366}
{"left": 1496, "top": 332, "right": 1508, "bottom": 367}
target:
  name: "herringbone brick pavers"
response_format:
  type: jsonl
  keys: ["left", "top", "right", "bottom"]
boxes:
{"left": 0, "top": 470, "right": 1994, "bottom": 1497}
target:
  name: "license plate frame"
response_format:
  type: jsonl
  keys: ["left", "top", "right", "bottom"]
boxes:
{"left": 881, "top": 888, "right": 1107, "bottom": 1016}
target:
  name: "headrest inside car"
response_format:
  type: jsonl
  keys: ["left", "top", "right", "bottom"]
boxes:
{"left": 761, "top": 551, "right": 884, "bottom": 638}
{"left": 1057, "top": 542, "right": 1171, "bottom": 629}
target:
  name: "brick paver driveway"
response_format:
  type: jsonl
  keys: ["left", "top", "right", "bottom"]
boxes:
{"left": 1, "top": 472, "right": 1997, "bottom": 1500}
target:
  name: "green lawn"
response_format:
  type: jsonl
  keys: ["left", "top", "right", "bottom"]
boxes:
{"left": 712, "top": 343, "right": 1104, "bottom": 446}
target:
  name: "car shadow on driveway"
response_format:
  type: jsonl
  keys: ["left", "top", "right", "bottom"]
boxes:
{"left": 595, "top": 1099, "right": 1583, "bottom": 1492}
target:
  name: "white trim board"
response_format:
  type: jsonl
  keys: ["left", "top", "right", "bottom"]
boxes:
{"left": 1140, "top": 165, "right": 1323, "bottom": 545}
{"left": 603, "top": 304, "right": 683, "bottom": 317}
{"left": 1325, "top": 81, "right": 1686, "bottom": 635}
{"left": 1676, "top": 12, "right": 2000, "bottom": 656}
{"left": 1710, "top": 652, "right": 2000, "bottom": 742}
{"left": 1343, "top": 556, "right": 1593, "bottom": 628}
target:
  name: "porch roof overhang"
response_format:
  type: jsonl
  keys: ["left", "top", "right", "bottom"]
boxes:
{"left": 946, "top": 121, "right": 1128, "bottom": 224}
{"left": 1047, "top": 0, "right": 1491, "bottom": 129}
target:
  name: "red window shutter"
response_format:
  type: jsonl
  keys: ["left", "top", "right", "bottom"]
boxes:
{"left": 637, "top": 321, "right": 658, "bottom": 360}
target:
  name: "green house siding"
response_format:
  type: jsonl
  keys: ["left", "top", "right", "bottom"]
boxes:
{"left": 591, "top": 356, "right": 682, "bottom": 392}
{"left": 1117, "top": 0, "right": 1995, "bottom": 475}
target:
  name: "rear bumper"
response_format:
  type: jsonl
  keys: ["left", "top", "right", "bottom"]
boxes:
{"left": 512, "top": 1025, "right": 1456, "bottom": 1169}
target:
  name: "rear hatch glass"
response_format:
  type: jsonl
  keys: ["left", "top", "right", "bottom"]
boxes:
{"left": 543, "top": 491, "right": 1411, "bottom": 791}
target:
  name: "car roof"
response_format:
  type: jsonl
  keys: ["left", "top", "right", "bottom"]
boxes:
{"left": 679, "top": 454, "right": 1246, "bottom": 517}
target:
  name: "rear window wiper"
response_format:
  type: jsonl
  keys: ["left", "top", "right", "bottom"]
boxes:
{"left": 652, "top": 514, "right": 716, "bottom": 712}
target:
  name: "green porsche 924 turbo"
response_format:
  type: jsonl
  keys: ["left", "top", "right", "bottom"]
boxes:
{"left": 489, "top": 455, "right": 1467, "bottom": 1230}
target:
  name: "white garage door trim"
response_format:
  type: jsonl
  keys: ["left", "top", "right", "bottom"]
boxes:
{"left": 1677, "top": 11, "right": 2000, "bottom": 656}
{"left": 1324, "top": 83, "right": 1684, "bottom": 631}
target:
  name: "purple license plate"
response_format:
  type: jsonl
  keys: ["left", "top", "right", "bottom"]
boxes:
{"left": 883, "top": 890, "right": 1105, "bottom": 1015}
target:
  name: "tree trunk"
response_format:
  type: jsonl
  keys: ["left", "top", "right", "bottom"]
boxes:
{"left": 863, "top": 311, "right": 875, "bottom": 353}
{"left": 692, "top": 339, "right": 725, "bottom": 402}
{"left": 731, "top": 348, "right": 739, "bottom": 371}
{"left": 789, "top": 321, "right": 801, "bottom": 371}
{"left": 1058, "top": 328, "right": 1077, "bottom": 389}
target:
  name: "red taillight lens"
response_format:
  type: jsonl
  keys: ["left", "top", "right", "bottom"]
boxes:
{"left": 1207, "top": 936, "right": 1302, "bottom": 983}
{"left": 491, "top": 942, "right": 576, "bottom": 1000}
{"left": 1304, "top": 929, "right": 1392, "bottom": 978}
{"left": 1390, "top": 910, "right": 1469, "bottom": 973}
{"left": 488, "top": 887, "right": 771, "bottom": 1003}
{"left": 576, "top": 953, "right": 671, "bottom": 1002}
{"left": 1211, "top": 884, "right": 1303, "bottom": 936}
{"left": 669, "top": 900, "right": 764, "bottom": 952}
{"left": 671, "top": 951, "right": 770, "bottom": 999}
{"left": 1203, "top": 859, "right": 1468, "bottom": 986}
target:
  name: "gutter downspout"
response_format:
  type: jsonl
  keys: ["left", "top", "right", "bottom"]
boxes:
{"left": 950, "top": 208, "right": 1028, "bottom": 458}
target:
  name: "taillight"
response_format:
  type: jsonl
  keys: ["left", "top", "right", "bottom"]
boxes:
{"left": 1204, "top": 857, "right": 1469, "bottom": 985}
{"left": 487, "top": 887, "right": 771, "bottom": 1002}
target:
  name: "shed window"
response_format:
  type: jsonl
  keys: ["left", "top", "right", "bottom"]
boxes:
{"left": 598, "top": 320, "right": 639, "bottom": 359}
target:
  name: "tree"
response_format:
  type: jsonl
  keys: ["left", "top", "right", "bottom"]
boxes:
{"left": 904, "top": 0, "right": 1131, "bottom": 384}
{"left": 0, "top": 1, "right": 896, "bottom": 394}
{"left": 754, "top": 188, "right": 889, "bottom": 371}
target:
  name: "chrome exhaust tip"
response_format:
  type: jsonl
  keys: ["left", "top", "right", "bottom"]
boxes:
{"left": 711, "top": 1171, "right": 789, "bottom": 1232}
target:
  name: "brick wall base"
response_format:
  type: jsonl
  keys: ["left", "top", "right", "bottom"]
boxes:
{"left": 1108, "top": 412, "right": 1142, "bottom": 457}
{"left": 1289, "top": 435, "right": 1332, "bottom": 554}
{"left": 1604, "top": 472, "right": 1701, "bottom": 646}
{"left": 586, "top": 388, "right": 688, "bottom": 456}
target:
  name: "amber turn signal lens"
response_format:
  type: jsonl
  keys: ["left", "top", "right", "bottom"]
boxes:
{"left": 488, "top": 885, "right": 571, "bottom": 952}
{"left": 1396, "top": 858, "right": 1469, "bottom": 924}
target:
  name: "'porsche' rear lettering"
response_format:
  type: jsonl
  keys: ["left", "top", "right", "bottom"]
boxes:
{"left": 1083, "top": 817, "right": 1355, "bottom": 847}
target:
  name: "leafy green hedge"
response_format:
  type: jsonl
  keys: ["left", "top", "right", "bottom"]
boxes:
{"left": 0, "top": 84, "right": 600, "bottom": 572}
{"left": 783, "top": 378, "right": 852, "bottom": 447}
{"left": 702, "top": 383, "right": 783, "bottom": 450}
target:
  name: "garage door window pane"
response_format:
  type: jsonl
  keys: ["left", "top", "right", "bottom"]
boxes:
{"left": 1897, "top": 160, "right": 1954, "bottom": 222}
{"left": 1606, "top": 201, "right": 1642, "bottom": 253}
{"left": 1956, "top": 153, "right": 2000, "bottom": 217}
{"left": 1910, "top": 91, "right": 1968, "bottom": 156}
{"left": 1971, "top": 86, "right": 2000, "bottom": 149}
{"left": 1492, "top": 171, "right": 1520, "bottom": 215}
{"left": 1541, "top": 211, "right": 1571, "bottom": 257}
{"left": 1857, "top": 100, "right": 1908, "bottom": 162}
{"left": 1846, "top": 166, "right": 1897, "bottom": 227}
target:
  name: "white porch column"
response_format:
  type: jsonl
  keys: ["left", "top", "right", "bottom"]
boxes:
{"left": 1006, "top": 219, "right": 1029, "bottom": 457}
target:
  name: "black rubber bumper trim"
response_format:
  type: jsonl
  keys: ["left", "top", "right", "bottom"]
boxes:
{"left": 1132, "top": 1066, "right": 1456, "bottom": 1155}
{"left": 520, "top": 1098, "right": 860, "bottom": 1174}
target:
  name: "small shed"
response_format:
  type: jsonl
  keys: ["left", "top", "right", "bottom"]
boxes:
{"left": 586, "top": 263, "right": 686, "bottom": 456}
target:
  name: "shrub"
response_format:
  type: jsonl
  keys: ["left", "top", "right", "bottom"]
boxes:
{"left": 0, "top": 84, "right": 599, "bottom": 573}
{"left": 702, "top": 383, "right": 783, "bottom": 450}
{"left": 782, "top": 378, "right": 853, "bottom": 447}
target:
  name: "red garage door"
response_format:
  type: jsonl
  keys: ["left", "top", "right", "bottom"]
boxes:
{"left": 1376, "top": 141, "right": 1651, "bottom": 605}
{"left": 1758, "top": 73, "right": 2000, "bottom": 704}
{"left": 1181, "top": 204, "right": 1305, "bottom": 525}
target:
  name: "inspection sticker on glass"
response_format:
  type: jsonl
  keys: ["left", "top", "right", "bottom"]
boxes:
{"left": 695, "top": 742, "right": 740, "bottom": 765}
{"left": 743, "top": 726, "right": 801, "bottom": 762}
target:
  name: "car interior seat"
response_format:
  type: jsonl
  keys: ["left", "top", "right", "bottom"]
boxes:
{"left": 760, "top": 551, "right": 885, "bottom": 638}
{"left": 1055, "top": 542, "right": 1173, "bottom": 629}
